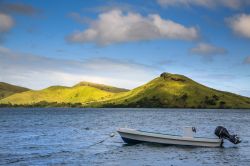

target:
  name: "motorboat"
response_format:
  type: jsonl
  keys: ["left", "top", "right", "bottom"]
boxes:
{"left": 117, "top": 126, "right": 241, "bottom": 147}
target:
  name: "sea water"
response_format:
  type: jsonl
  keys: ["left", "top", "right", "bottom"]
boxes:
{"left": 0, "top": 108, "right": 250, "bottom": 165}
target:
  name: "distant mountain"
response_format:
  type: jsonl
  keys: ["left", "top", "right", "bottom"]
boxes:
{"left": 94, "top": 73, "right": 250, "bottom": 109}
{"left": 0, "top": 82, "right": 29, "bottom": 100}
{"left": 1, "top": 73, "right": 250, "bottom": 108}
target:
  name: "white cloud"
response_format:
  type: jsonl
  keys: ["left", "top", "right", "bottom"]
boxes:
{"left": 0, "top": 46, "right": 159, "bottom": 89}
{"left": 0, "top": 13, "right": 14, "bottom": 32}
{"left": 67, "top": 10, "right": 199, "bottom": 45}
{"left": 227, "top": 14, "right": 250, "bottom": 38}
{"left": 156, "top": 0, "right": 250, "bottom": 9}
{"left": 190, "top": 43, "right": 227, "bottom": 56}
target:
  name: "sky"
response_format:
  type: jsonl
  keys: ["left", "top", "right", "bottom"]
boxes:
{"left": 0, "top": 0, "right": 250, "bottom": 97}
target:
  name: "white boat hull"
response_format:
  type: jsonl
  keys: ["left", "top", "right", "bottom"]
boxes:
{"left": 117, "top": 128, "right": 222, "bottom": 148}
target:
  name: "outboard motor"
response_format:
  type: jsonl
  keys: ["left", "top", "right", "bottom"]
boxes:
{"left": 214, "top": 126, "right": 241, "bottom": 144}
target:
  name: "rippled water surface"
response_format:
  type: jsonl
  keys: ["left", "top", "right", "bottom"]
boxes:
{"left": 0, "top": 108, "right": 250, "bottom": 165}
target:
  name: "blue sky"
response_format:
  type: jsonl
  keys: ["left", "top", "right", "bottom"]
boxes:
{"left": 0, "top": 0, "right": 250, "bottom": 96}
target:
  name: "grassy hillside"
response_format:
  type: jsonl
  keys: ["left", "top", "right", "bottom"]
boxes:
{"left": 0, "top": 82, "right": 29, "bottom": 99}
{"left": 92, "top": 73, "right": 250, "bottom": 109}
{"left": 0, "top": 85, "right": 115, "bottom": 105}
{"left": 74, "top": 81, "right": 129, "bottom": 93}
{"left": 1, "top": 73, "right": 250, "bottom": 108}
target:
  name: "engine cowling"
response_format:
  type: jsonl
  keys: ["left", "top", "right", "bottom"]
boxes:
{"left": 214, "top": 126, "right": 241, "bottom": 144}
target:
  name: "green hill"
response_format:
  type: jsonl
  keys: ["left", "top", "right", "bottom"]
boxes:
{"left": 74, "top": 81, "right": 129, "bottom": 93}
{"left": 0, "top": 83, "right": 121, "bottom": 106}
{"left": 0, "top": 82, "right": 29, "bottom": 99}
{"left": 1, "top": 73, "right": 250, "bottom": 108}
{"left": 92, "top": 73, "right": 250, "bottom": 109}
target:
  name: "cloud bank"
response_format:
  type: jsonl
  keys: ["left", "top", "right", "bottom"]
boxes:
{"left": 156, "top": 0, "right": 250, "bottom": 9}
{"left": 0, "top": 46, "right": 159, "bottom": 89}
{"left": 67, "top": 10, "right": 199, "bottom": 45}
{"left": 227, "top": 14, "right": 250, "bottom": 38}
{"left": 190, "top": 43, "right": 227, "bottom": 57}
